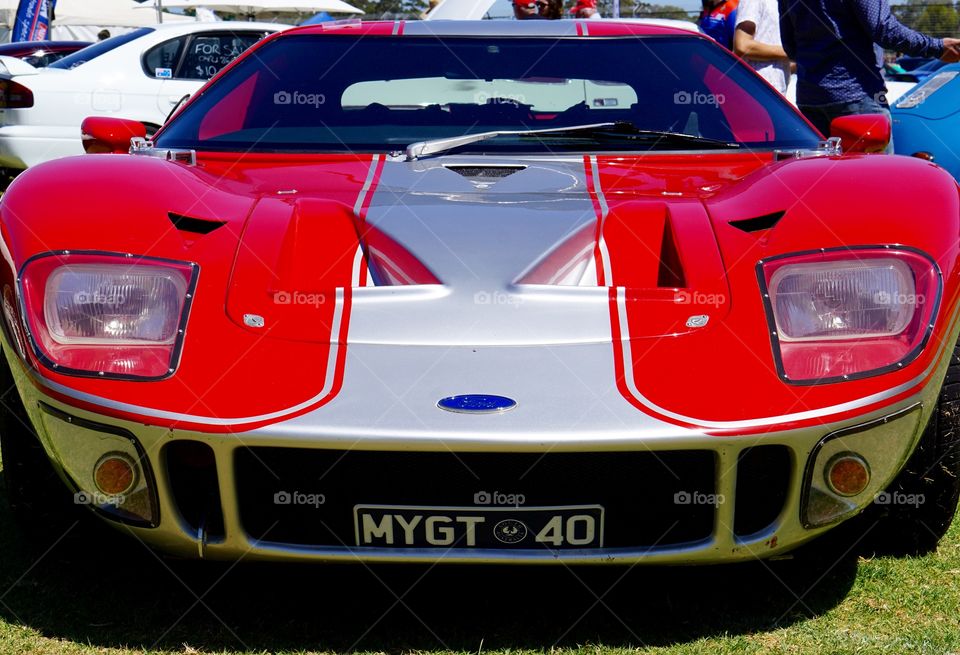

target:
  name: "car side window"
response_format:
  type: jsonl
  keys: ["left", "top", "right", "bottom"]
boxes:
{"left": 143, "top": 36, "right": 187, "bottom": 79}
{"left": 176, "top": 32, "right": 265, "bottom": 81}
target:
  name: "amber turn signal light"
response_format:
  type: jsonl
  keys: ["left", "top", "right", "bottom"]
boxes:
{"left": 825, "top": 453, "right": 871, "bottom": 497}
{"left": 93, "top": 453, "right": 138, "bottom": 496}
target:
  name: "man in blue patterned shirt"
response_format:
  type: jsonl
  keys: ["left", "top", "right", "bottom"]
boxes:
{"left": 778, "top": 0, "right": 960, "bottom": 138}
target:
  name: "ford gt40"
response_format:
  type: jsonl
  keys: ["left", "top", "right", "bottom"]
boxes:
{"left": 1, "top": 20, "right": 958, "bottom": 564}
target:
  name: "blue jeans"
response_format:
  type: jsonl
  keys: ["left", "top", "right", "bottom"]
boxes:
{"left": 798, "top": 96, "right": 894, "bottom": 153}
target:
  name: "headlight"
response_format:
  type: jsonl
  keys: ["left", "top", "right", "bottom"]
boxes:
{"left": 19, "top": 252, "right": 198, "bottom": 379}
{"left": 758, "top": 248, "right": 940, "bottom": 384}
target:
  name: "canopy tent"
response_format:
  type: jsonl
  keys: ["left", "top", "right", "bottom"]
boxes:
{"left": 0, "top": 0, "right": 194, "bottom": 41}
{"left": 143, "top": 0, "right": 363, "bottom": 16}
{"left": 53, "top": 0, "right": 193, "bottom": 26}
{"left": 423, "top": 0, "right": 493, "bottom": 20}
{"left": 300, "top": 10, "right": 334, "bottom": 23}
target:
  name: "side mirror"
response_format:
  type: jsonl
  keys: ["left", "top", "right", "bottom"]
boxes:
{"left": 80, "top": 117, "right": 147, "bottom": 154}
{"left": 829, "top": 113, "right": 891, "bottom": 154}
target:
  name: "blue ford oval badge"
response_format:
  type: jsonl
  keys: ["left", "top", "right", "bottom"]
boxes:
{"left": 437, "top": 394, "right": 517, "bottom": 414}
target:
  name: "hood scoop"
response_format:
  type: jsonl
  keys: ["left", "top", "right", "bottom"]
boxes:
{"left": 519, "top": 202, "right": 687, "bottom": 288}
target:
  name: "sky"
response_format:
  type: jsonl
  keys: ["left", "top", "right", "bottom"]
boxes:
{"left": 664, "top": 0, "right": 702, "bottom": 11}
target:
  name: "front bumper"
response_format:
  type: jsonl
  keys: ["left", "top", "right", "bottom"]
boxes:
{"left": 17, "top": 368, "right": 935, "bottom": 564}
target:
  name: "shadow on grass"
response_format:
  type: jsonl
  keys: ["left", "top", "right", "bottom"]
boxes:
{"left": 0, "top": 471, "right": 858, "bottom": 653}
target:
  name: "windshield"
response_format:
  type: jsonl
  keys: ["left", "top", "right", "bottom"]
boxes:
{"left": 155, "top": 34, "right": 821, "bottom": 154}
{"left": 50, "top": 28, "right": 153, "bottom": 70}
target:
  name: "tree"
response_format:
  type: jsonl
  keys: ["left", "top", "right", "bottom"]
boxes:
{"left": 596, "top": 0, "right": 694, "bottom": 20}
{"left": 892, "top": 1, "right": 960, "bottom": 38}
{"left": 355, "top": 0, "right": 428, "bottom": 18}
{"left": 914, "top": 4, "right": 960, "bottom": 36}
{"left": 631, "top": 2, "right": 691, "bottom": 19}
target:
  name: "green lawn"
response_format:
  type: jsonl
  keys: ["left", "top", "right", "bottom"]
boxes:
{"left": 0, "top": 455, "right": 958, "bottom": 655}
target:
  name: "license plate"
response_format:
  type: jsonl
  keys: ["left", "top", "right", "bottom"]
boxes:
{"left": 354, "top": 504, "right": 604, "bottom": 549}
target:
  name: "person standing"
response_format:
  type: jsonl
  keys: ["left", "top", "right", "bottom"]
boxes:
{"left": 699, "top": 0, "right": 739, "bottom": 51}
{"left": 538, "top": 0, "right": 563, "bottom": 19}
{"left": 734, "top": 0, "right": 791, "bottom": 95}
{"left": 570, "top": 0, "right": 600, "bottom": 19}
{"left": 513, "top": 0, "right": 545, "bottom": 19}
{"left": 779, "top": 0, "right": 960, "bottom": 137}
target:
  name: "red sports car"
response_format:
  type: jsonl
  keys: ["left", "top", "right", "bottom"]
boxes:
{"left": 0, "top": 20, "right": 957, "bottom": 564}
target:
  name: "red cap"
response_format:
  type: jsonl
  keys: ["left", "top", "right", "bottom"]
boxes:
{"left": 514, "top": 0, "right": 536, "bottom": 5}
{"left": 570, "top": 0, "right": 596, "bottom": 12}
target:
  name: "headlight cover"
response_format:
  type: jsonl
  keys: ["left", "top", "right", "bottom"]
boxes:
{"left": 38, "top": 402, "right": 158, "bottom": 527}
{"left": 758, "top": 247, "right": 941, "bottom": 384}
{"left": 19, "top": 251, "right": 198, "bottom": 380}
{"left": 802, "top": 405, "right": 923, "bottom": 528}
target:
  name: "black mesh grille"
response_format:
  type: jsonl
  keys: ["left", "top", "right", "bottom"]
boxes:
{"left": 734, "top": 445, "right": 792, "bottom": 536}
{"left": 235, "top": 448, "right": 717, "bottom": 549}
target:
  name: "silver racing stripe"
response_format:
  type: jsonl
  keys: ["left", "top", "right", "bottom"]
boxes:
{"left": 344, "top": 157, "right": 611, "bottom": 345}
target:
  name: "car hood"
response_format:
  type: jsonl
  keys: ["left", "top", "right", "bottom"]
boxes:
{"left": 217, "top": 153, "right": 772, "bottom": 345}
{"left": 5, "top": 149, "right": 958, "bottom": 433}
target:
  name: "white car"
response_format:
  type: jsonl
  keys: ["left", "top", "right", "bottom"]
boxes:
{"left": 0, "top": 21, "right": 281, "bottom": 169}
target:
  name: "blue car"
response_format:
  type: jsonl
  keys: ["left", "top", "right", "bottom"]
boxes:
{"left": 897, "top": 55, "right": 932, "bottom": 71}
{"left": 892, "top": 64, "right": 960, "bottom": 180}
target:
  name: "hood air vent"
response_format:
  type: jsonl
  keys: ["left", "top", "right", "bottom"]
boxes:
{"left": 445, "top": 165, "right": 526, "bottom": 179}
{"left": 729, "top": 210, "right": 785, "bottom": 233}
{"left": 168, "top": 212, "right": 227, "bottom": 235}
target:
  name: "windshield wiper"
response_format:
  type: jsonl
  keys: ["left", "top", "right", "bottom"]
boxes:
{"left": 404, "top": 121, "right": 739, "bottom": 160}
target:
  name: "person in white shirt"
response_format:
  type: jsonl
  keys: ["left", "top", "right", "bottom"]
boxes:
{"left": 733, "top": 0, "right": 791, "bottom": 95}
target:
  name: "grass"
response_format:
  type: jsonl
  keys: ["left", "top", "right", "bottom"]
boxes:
{"left": 0, "top": 455, "right": 958, "bottom": 655}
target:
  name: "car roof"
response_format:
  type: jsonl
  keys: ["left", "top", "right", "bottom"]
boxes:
{"left": 282, "top": 18, "right": 704, "bottom": 39}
